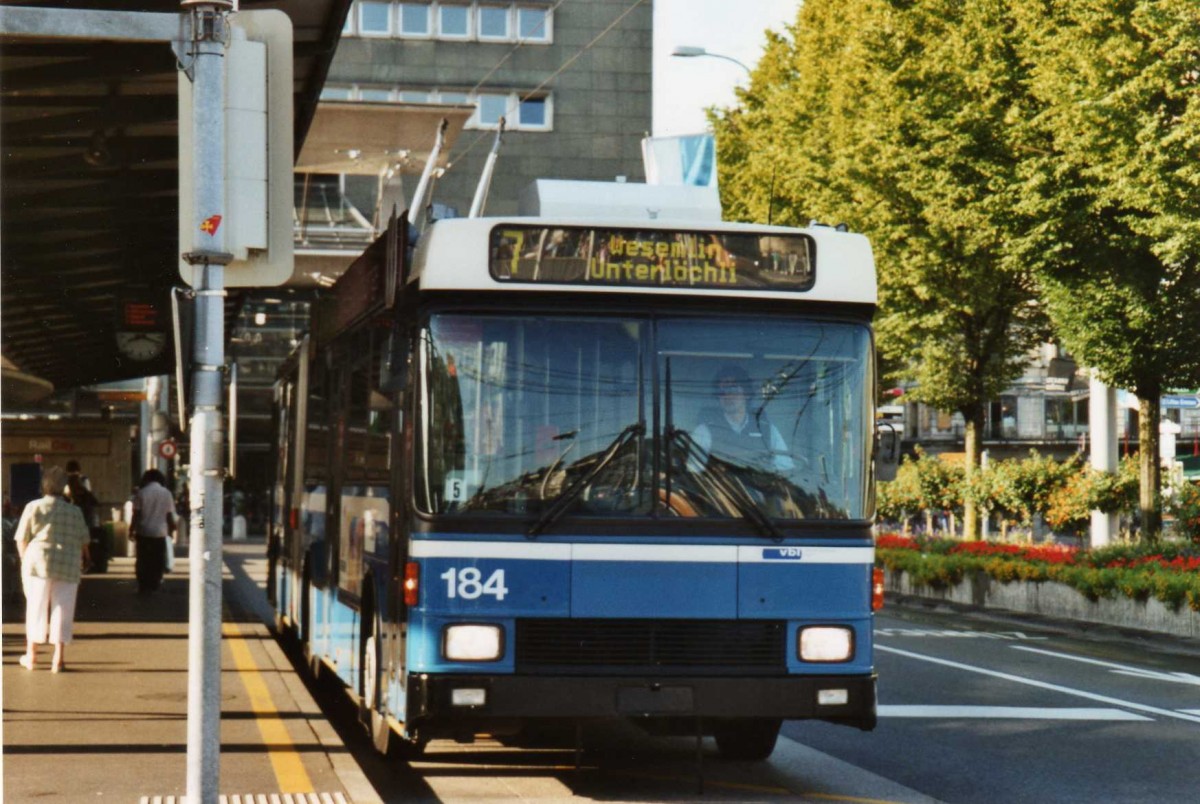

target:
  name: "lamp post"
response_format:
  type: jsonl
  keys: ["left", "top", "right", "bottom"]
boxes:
{"left": 671, "top": 45, "right": 751, "bottom": 75}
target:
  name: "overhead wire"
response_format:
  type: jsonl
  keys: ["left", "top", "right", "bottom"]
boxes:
{"left": 468, "top": 0, "right": 569, "bottom": 96}
{"left": 444, "top": 0, "right": 651, "bottom": 174}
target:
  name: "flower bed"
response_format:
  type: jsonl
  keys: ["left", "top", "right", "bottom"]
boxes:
{"left": 875, "top": 534, "right": 1200, "bottom": 613}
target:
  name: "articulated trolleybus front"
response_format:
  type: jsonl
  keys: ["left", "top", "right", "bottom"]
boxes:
{"left": 271, "top": 192, "right": 883, "bottom": 761}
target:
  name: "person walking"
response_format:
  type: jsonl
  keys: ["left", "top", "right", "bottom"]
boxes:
{"left": 14, "top": 466, "right": 91, "bottom": 672}
{"left": 64, "top": 459, "right": 105, "bottom": 573}
{"left": 131, "top": 469, "right": 177, "bottom": 593}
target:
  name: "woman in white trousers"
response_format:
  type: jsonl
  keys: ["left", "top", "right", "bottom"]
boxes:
{"left": 15, "top": 466, "right": 91, "bottom": 672}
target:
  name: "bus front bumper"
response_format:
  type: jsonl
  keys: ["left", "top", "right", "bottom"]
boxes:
{"left": 407, "top": 673, "right": 877, "bottom": 731}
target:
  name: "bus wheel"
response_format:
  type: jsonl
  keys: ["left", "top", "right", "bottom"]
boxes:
{"left": 712, "top": 718, "right": 782, "bottom": 761}
{"left": 361, "top": 615, "right": 396, "bottom": 755}
{"left": 361, "top": 615, "right": 380, "bottom": 721}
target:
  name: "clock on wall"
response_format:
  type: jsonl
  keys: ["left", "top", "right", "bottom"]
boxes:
{"left": 115, "top": 330, "right": 167, "bottom": 361}
{"left": 115, "top": 296, "right": 167, "bottom": 362}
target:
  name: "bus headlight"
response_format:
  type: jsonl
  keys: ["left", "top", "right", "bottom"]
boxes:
{"left": 798, "top": 626, "right": 854, "bottom": 662}
{"left": 443, "top": 624, "right": 504, "bottom": 662}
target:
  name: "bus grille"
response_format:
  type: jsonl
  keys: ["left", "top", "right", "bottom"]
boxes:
{"left": 515, "top": 619, "right": 786, "bottom": 675}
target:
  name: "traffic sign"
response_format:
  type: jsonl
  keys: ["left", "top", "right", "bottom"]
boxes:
{"left": 158, "top": 439, "right": 178, "bottom": 460}
{"left": 1162, "top": 396, "right": 1199, "bottom": 409}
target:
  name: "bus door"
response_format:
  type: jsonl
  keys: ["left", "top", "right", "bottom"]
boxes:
{"left": 333, "top": 326, "right": 394, "bottom": 680}
{"left": 268, "top": 376, "right": 292, "bottom": 608}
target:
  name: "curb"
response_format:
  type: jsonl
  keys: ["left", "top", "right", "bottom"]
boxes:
{"left": 884, "top": 571, "right": 1200, "bottom": 645}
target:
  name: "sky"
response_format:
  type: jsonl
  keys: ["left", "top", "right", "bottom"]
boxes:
{"left": 652, "top": 0, "right": 798, "bottom": 138}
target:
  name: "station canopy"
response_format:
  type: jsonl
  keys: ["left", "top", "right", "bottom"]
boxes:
{"left": 1, "top": 0, "right": 353, "bottom": 396}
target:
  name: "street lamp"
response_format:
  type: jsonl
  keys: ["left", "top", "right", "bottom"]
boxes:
{"left": 671, "top": 45, "right": 751, "bottom": 75}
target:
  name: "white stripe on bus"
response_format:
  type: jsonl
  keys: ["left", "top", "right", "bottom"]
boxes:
{"left": 409, "top": 540, "right": 874, "bottom": 564}
{"left": 738, "top": 546, "right": 874, "bottom": 564}
{"left": 410, "top": 541, "right": 572, "bottom": 560}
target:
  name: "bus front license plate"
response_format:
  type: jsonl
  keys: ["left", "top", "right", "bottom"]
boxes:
{"left": 617, "top": 685, "right": 694, "bottom": 714}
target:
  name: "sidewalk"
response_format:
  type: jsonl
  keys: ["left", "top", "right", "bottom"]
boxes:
{"left": 2, "top": 541, "right": 381, "bottom": 804}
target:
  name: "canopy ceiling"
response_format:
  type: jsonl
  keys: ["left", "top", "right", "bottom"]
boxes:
{"left": 1, "top": 0, "right": 352, "bottom": 395}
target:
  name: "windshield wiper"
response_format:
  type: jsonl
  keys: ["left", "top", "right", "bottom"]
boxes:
{"left": 527, "top": 422, "right": 645, "bottom": 538}
{"left": 668, "top": 427, "right": 784, "bottom": 541}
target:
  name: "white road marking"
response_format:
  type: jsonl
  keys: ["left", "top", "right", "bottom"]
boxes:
{"left": 879, "top": 705, "right": 1150, "bottom": 721}
{"left": 876, "top": 628, "right": 1047, "bottom": 641}
{"left": 876, "top": 644, "right": 1200, "bottom": 725}
{"left": 1012, "top": 645, "right": 1200, "bottom": 687}
{"left": 1182, "top": 710, "right": 1200, "bottom": 716}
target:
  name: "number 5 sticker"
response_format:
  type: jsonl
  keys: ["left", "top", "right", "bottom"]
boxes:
{"left": 440, "top": 567, "right": 509, "bottom": 601}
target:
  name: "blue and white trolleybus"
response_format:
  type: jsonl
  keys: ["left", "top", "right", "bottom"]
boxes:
{"left": 270, "top": 184, "right": 885, "bottom": 760}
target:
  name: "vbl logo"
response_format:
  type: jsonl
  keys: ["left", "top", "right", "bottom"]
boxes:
{"left": 764, "top": 547, "right": 803, "bottom": 560}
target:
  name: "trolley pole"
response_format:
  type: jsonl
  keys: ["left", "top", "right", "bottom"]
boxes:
{"left": 181, "top": 2, "right": 233, "bottom": 802}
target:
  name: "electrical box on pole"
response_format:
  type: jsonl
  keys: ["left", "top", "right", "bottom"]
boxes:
{"left": 178, "top": 9, "right": 293, "bottom": 287}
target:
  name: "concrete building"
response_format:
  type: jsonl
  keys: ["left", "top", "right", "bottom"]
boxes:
{"left": 320, "top": 0, "right": 653, "bottom": 218}
{"left": 901, "top": 343, "right": 1200, "bottom": 465}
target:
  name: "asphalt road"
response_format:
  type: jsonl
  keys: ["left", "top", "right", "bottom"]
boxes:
{"left": 788, "top": 606, "right": 1200, "bottom": 804}
{"left": 286, "top": 599, "right": 1200, "bottom": 803}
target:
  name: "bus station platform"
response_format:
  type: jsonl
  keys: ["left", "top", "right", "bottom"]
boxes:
{"left": 2, "top": 540, "right": 382, "bottom": 804}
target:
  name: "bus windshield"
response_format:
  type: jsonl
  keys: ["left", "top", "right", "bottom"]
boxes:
{"left": 417, "top": 314, "right": 872, "bottom": 523}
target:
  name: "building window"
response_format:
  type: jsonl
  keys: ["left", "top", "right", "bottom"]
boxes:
{"left": 320, "top": 85, "right": 354, "bottom": 101}
{"left": 351, "top": 84, "right": 552, "bottom": 131}
{"left": 399, "top": 2, "right": 431, "bottom": 36}
{"left": 1045, "top": 396, "right": 1088, "bottom": 440}
{"left": 358, "top": 87, "right": 394, "bottom": 102}
{"left": 518, "top": 95, "right": 548, "bottom": 128}
{"left": 989, "top": 396, "right": 1018, "bottom": 440}
{"left": 516, "top": 5, "right": 551, "bottom": 41}
{"left": 348, "top": 2, "right": 553, "bottom": 43}
{"left": 359, "top": 1, "right": 393, "bottom": 35}
{"left": 478, "top": 5, "right": 510, "bottom": 39}
{"left": 476, "top": 93, "right": 509, "bottom": 126}
{"left": 438, "top": 4, "right": 471, "bottom": 37}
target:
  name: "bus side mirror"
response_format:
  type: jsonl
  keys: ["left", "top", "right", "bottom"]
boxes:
{"left": 875, "top": 423, "right": 901, "bottom": 482}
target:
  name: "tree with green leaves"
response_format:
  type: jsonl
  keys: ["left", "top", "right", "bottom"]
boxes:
{"left": 1010, "top": 0, "right": 1200, "bottom": 536}
{"left": 712, "top": 0, "right": 1048, "bottom": 539}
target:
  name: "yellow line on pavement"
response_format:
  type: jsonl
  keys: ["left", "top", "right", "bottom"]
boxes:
{"left": 223, "top": 621, "right": 315, "bottom": 794}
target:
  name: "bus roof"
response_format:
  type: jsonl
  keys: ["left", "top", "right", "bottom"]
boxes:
{"left": 410, "top": 216, "right": 877, "bottom": 306}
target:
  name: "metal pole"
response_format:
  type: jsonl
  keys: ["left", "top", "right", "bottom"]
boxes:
{"left": 1089, "top": 373, "right": 1118, "bottom": 547}
{"left": 139, "top": 378, "right": 154, "bottom": 477}
{"left": 468, "top": 118, "right": 505, "bottom": 218}
{"left": 181, "top": 3, "right": 233, "bottom": 802}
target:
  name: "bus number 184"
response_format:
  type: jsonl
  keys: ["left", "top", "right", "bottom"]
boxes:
{"left": 440, "top": 567, "right": 509, "bottom": 601}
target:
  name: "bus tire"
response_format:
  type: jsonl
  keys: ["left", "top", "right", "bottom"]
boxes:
{"left": 712, "top": 718, "right": 782, "bottom": 761}
{"left": 359, "top": 601, "right": 378, "bottom": 725}
{"left": 360, "top": 606, "right": 396, "bottom": 755}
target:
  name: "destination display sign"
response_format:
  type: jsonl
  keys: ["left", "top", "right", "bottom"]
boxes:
{"left": 490, "top": 225, "right": 815, "bottom": 291}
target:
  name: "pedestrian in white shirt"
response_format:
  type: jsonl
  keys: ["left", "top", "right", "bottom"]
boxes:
{"left": 131, "top": 469, "right": 176, "bottom": 593}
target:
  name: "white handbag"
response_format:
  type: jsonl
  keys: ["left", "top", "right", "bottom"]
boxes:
{"left": 165, "top": 537, "right": 175, "bottom": 572}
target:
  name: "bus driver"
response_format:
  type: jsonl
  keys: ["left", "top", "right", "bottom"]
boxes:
{"left": 692, "top": 366, "right": 794, "bottom": 475}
